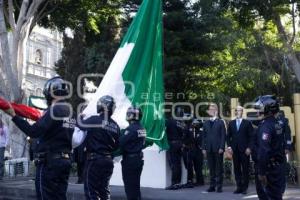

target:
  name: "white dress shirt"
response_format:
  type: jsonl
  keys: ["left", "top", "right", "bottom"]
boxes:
{"left": 236, "top": 118, "right": 243, "bottom": 131}
{"left": 72, "top": 127, "right": 87, "bottom": 149}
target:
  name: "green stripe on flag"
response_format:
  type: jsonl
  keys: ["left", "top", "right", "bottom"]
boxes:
{"left": 120, "top": 0, "right": 168, "bottom": 149}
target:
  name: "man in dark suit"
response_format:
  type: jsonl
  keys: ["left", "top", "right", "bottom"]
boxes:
{"left": 202, "top": 104, "right": 226, "bottom": 193}
{"left": 227, "top": 106, "right": 254, "bottom": 194}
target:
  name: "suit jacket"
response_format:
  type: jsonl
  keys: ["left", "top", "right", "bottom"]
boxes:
{"left": 227, "top": 119, "right": 254, "bottom": 153}
{"left": 202, "top": 118, "right": 226, "bottom": 152}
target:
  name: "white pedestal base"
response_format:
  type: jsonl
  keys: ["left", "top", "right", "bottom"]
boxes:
{"left": 110, "top": 146, "right": 172, "bottom": 189}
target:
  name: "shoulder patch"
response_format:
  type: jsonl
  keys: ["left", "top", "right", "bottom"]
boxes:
{"left": 262, "top": 132, "right": 270, "bottom": 141}
{"left": 124, "top": 130, "right": 129, "bottom": 135}
{"left": 137, "top": 129, "right": 147, "bottom": 137}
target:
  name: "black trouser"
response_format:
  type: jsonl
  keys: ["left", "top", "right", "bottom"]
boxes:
{"left": 122, "top": 155, "right": 144, "bottom": 200}
{"left": 254, "top": 162, "right": 285, "bottom": 200}
{"left": 0, "top": 147, "right": 4, "bottom": 179}
{"left": 35, "top": 158, "right": 71, "bottom": 200}
{"left": 167, "top": 141, "right": 182, "bottom": 185}
{"left": 84, "top": 157, "right": 114, "bottom": 200}
{"left": 265, "top": 163, "right": 285, "bottom": 200}
{"left": 207, "top": 152, "right": 224, "bottom": 189}
{"left": 182, "top": 147, "right": 204, "bottom": 183}
{"left": 77, "top": 160, "right": 85, "bottom": 182}
{"left": 232, "top": 150, "right": 250, "bottom": 190}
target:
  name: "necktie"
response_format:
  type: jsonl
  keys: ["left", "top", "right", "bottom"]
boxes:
{"left": 210, "top": 120, "right": 214, "bottom": 128}
{"left": 237, "top": 119, "right": 241, "bottom": 131}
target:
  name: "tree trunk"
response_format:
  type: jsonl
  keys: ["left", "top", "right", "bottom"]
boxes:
{"left": 0, "top": 1, "right": 38, "bottom": 158}
{"left": 273, "top": 13, "right": 300, "bottom": 83}
{"left": 0, "top": 0, "right": 19, "bottom": 100}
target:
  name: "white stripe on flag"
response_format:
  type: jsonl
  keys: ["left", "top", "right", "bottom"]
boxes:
{"left": 83, "top": 43, "right": 135, "bottom": 128}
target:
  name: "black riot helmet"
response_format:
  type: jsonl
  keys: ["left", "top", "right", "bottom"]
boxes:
{"left": 254, "top": 95, "right": 280, "bottom": 116}
{"left": 126, "top": 106, "right": 143, "bottom": 122}
{"left": 96, "top": 95, "right": 116, "bottom": 117}
{"left": 43, "top": 77, "right": 70, "bottom": 106}
{"left": 192, "top": 119, "right": 200, "bottom": 126}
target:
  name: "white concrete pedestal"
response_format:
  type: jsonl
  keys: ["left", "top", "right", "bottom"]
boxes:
{"left": 110, "top": 146, "right": 172, "bottom": 189}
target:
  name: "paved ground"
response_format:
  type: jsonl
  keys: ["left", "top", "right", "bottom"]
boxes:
{"left": 0, "top": 177, "right": 300, "bottom": 200}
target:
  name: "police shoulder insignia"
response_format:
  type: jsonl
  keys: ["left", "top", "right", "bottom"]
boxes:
{"left": 124, "top": 130, "right": 129, "bottom": 135}
{"left": 262, "top": 132, "right": 270, "bottom": 141}
{"left": 137, "top": 129, "right": 147, "bottom": 137}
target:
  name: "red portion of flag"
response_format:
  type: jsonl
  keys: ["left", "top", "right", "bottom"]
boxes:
{"left": 11, "top": 103, "right": 42, "bottom": 121}
{"left": 0, "top": 97, "right": 41, "bottom": 121}
{"left": 0, "top": 97, "right": 11, "bottom": 110}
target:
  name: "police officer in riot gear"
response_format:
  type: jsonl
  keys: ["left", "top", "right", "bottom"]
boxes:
{"left": 4, "top": 76, "right": 74, "bottom": 200}
{"left": 165, "top": 108, "right": 185, "bottom": 190}
{"left": 77, "top": 95, "right": 120, "bottom": 200}
{"left": 191, "top": 119, "right": 204, "bottom": 186}
{"left": 182, "top": 118, "right": 204, "bottom": 188}
{"left": 120, "top": 106, "right": 146, "bottom": 200}
{"left": 254, "top": 95, "right": 286, "bottom": 200}
{"left": 277, "top": 111, "right": 292, "bottom": 154}
{"left": 276, "top": 110, "right": 292, "bottom": 194}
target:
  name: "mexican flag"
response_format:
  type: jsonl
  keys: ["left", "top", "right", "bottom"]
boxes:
{"left": 83, "top": 0, "right": 168, "bottom": 149}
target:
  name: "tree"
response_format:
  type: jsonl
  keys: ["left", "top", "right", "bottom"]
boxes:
{"left": 224, "top": 0, "right": 300, "bottom": 83}
{"left": 55, "top": 16, "right": 120, "bottom": 110}
{"left": 0, "top": 0, "right": 122, "bottom": 101}
{"left": 0, "top": 0, "right": 121, "bottom": 158}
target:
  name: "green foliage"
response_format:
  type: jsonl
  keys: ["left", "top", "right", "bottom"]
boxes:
{"left": 38, "top": 0, "right": 122, "bottom": 34}
{"left": 55, "top": 0, "right": 299, "bottom": 111}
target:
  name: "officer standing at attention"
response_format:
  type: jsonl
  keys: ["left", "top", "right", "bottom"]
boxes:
{"left": 277, "top": 110, "right": 292, "bottom": 154}
{"left": 276, "top": 110, "right": 292, "bottom": 194}
{"left": 120, "top": 106, "right": 146, "bottom": 200}
{"left": 165, "top": 108, "right": 185, "bottom": 190}
{"left": 4, "top": 77, "right": 74, "bottom": 200}
{"left": 193, "top": 119, "right": 205, "bottom": 186}
{"left": 182, "top": 118, "right": 204, "bottom": 188}
{"left": 254, "top": 95, "right": 286, "bottom": 200}
{"left": 77, "top": 95, "right": 120, "bottom": 200}
{"left": 251, "top": 112, "right": 268, "bottom": 200}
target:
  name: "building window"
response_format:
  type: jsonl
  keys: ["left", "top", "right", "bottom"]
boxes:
{"left": 47, "top": 48, "right": 51, "bottom": 67}
{"left": 27, "top": 65, "right": 34, "bottom": 74}
{"left": 36, "top": 88, "right": 43, "bottom": 97}
{"left": 35, "top": 49, "right": 43, "bottom": 64}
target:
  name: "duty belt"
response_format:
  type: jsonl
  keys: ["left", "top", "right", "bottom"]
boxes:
{"left": 267, "top": 158, "right": 283, "bottom": 168}
{"left": 87, "top": 152, "right": 112, "bottom": 160}
{"left": 123, "top": 152, "right": 143, "bottom": 159}
{"left": 34, "top": 152, "right": 71, "bottom": 165}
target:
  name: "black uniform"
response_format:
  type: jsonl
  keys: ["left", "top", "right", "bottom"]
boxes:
{"left": 78, "top": 114, "right": 120, "bottom": 200}
{"left": 202, "top": 118, "right": 226, "bottom": 191}
{"left": 73, "top": 139, "right": 87, "bottom": 184}
{"left": 182, "top": 124, "right": 204, "bottom": 185}
{"left": 252, "top": 123, "right": 268, "bottom": 200}
{"left": 277, "top": 114, "right": 292, "bottom": 194}
{"left": 166, "top": 118, "right": 185, "bottom": 186}
{"left": 257, "top": 116, "right": 286, "bottom": 200}
{"left": 120, "top": 121, "right": 146, "bottom": 200}
{"left": 277, "top": 115, "right": 292, "bottom": 152}
{"left": 12, "top": 102, "right": 74, "bottom": 200}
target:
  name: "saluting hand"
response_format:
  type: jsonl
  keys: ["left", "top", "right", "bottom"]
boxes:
{"left": 218, "top": 149, "right": 224, "bottom": 154}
